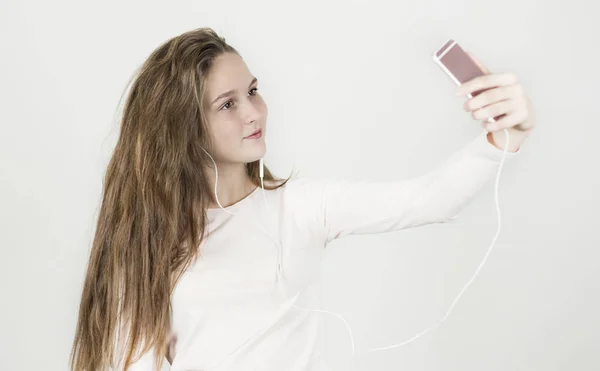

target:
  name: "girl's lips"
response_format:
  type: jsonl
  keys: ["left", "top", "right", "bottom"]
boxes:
{"left": 245, "top": 129, "right": 262, "bottom": 139}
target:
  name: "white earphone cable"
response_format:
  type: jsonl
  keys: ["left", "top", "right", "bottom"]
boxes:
{"left": 366, "top": 128, "right": 510, "bottom": 353}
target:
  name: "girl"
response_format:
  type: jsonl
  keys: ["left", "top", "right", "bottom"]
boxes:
{"left": 70, "top": 27, "right": 536, "bottom": 371}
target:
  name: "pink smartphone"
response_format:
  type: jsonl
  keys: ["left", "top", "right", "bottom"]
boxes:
{"left": 433, "top": 39, "right": 502, "bottom": 122}
{"left": 433, "top": 39, "right": 486, "bottom": 97}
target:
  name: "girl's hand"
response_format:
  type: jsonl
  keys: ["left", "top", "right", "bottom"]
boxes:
{"left": 455, "top": 53, "right": 536, "bottom": 152}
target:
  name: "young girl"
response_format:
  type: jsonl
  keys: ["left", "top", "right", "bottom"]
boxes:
{"left": 70, "top": 27, "right": 536, "bottom": 371}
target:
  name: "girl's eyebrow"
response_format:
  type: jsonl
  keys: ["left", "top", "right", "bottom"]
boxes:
{"left": 211, "top": 77, "right": 258, "bottom": 106}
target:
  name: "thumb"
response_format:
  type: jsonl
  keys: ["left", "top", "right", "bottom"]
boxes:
{"left": 467, "top": 52, "right": 490, "bottom": 75}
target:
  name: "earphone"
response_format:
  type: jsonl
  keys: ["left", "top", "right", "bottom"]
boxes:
{"left": 366, "top": 127, "right": 510, "bottom": 354}
{"left": 200, "top": 125, "right": 510, "bottom": 368}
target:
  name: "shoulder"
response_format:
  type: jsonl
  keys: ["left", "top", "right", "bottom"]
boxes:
{"left": 279, "top": 176, "right": 327, "bottom": 194}
{"left": 276, "top": 177, "right": 342, "bottom": 211}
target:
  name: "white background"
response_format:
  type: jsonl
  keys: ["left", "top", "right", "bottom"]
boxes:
{"left": 1, "top": 0, "right": 599, "bottom": 370}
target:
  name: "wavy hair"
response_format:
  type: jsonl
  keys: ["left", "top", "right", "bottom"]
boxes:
{"left": 70, "top": 27, "right": 291, "bottom": 370}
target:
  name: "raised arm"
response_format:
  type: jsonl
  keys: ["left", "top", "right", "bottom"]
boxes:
{"left": 302, "top": 132, "right": 519, "bottom": 244}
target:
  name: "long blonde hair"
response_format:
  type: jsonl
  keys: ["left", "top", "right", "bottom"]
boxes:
{"left": 70, "top": 27, "right": 291, "bottom": 370}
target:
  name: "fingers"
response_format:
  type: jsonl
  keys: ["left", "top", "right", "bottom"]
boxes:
{"left": 462, "top": 84, "right": 525, "bottom": 132}
{"left": 456, "top": 73, "right": 519, "bottom": 97}
{"left": 464, "top": 85, "right": 515, "bottom": 111}
{"left": 481, "top": 108, "right": 528, "bottom": 132}
{"left": 470, "top": 100, "right": 513, "bottom": 121}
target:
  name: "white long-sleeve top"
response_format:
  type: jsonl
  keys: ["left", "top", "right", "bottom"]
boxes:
{"left": 120, "top": 132, "right": 518, "bottom": 371}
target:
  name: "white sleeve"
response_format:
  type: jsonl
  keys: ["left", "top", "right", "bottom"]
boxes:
{"left": 304, "top": 132, "right": 519, "bottom": 244}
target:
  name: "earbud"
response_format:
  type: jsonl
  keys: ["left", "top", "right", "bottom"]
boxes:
{"left": 259, "top": 158, "right": 264, "bottom": 179}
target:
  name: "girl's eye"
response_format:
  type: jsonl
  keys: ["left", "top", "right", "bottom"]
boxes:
{"left": 220, "top": 87, "right": 259, "bottom": 111}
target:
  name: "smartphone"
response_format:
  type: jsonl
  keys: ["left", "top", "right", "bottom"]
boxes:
{"left": 433, "top": 39, "right": 501, "bottom": 122}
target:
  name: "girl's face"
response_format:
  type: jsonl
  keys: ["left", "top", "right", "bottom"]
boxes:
{"left": 203, "top": 52, "right": 267, "bottom": 165}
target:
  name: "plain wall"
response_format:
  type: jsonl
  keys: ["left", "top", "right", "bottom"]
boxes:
{"left": 1, "top": 0, "right": 598, "bottom": 370}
